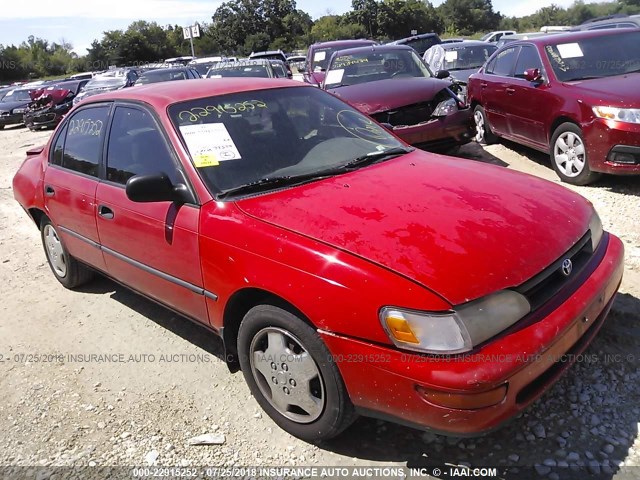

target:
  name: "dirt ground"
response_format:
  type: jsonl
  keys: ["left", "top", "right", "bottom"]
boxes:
{"left": 1, "top": 124, "right": 639, "bottom": 479}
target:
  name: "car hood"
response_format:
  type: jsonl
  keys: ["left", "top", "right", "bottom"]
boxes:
{"left": 0, "top": 100, "right": 29, "bottom": 112}
{"left": 236, "top": 151, "right": 592, "bottom": 305}
{"left": 328, "top": 78, "right": 451, "bottom": 115}
{"left": 565, "top": 73, "right": 640, "bottom": 107}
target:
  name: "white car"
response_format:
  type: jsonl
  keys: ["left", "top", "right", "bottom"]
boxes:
{"left": 479, "top": 30, "right": 516, "bottom": 43}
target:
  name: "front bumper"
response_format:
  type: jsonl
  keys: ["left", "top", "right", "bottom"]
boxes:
{"left": 583, "top": 118, "right": 640, "bottom": 174}
{"left": 24, "top": 111, "right": 63, "bottom": 129}
{"left": 0, "top": 113, "right": 24, "bottom": 127}
{"left": 391, "top": 108, "right": 475, "bottom": 151}
{"left": 320, "top": 233, "right": 624, "bottom": 436}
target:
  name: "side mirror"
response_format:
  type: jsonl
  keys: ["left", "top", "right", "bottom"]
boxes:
{"left": 126, "top": 173, "right": 192, "bottom": 204}
{"left": 435, "top": 69, "right": 450, "bottom": 79}
{"left": 524, "top": 68, "right": 543, "bottom": 83}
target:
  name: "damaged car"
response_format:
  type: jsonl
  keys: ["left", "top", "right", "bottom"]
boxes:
{"left": 323, "top": 45, "right": 474, "bottom": 152}
{"left": 24, "top": 80, "right": 89, "bottom": 131}
{"left": 0, "top": 88, "right": 34, "bottom": 129}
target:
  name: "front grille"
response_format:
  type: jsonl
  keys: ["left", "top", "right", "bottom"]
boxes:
{"left": 371, "top": 102, "right": 434, "bottom": 127}
{"left": 516, "top": 231, "right": 594, "bottom": 312}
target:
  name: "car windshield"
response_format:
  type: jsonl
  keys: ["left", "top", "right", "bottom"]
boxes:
{"left": 207, "top": 63, "right": 270, "bottom": 78}
{"left": 136, "top": 70, "right": 188, "bottom": 85}
{"left": 324, "top": 49, "right": 432, "bottom": 88}
{"left": 401, "top": 37, "right": 439, "bottom": 55}
{"left": 435, "top": 45, "right": 497, "bottom": 71}
{"left": 194, "top": 63, "right": 217, "bottom": 75}
{"left": 311, "top": 48, "right": 339, "bottom": 71}
{"left": 84, "top": 76, "right": 127, "bottom": 90}
{"left": 545, "top": 31, "right": 640, "bottom": 81}
{"left": 480, "top": 33, "right": 493, "bottom": 41}
{"left": 168, "top": 86, "right": 406, "bottom": 196}
{"left": 1, "top": 89, "right": 31, "bottom": 102}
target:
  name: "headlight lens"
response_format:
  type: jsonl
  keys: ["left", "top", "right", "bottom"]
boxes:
{"left": 590, "top": 210, "right": 603, "bottom": 251}
{"left": 593, "top": 106, "right": 640, "bottom": 124}
{"left": 432, "top": 97, "right": 458, "bottom": 117}
{"left": 380, "top": 290, "right": 531, "bottom": 354}
{"left": 13, "top": 107, "right": 26, "bottom": 114}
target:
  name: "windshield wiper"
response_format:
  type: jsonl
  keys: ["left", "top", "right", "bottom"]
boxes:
{"left": 216, "top": 146, "right": 412, "bottom": 199}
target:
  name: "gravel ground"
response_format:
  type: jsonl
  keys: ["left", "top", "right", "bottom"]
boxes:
{"left": 0, "top": 125, "right": 639, "bottom": 480}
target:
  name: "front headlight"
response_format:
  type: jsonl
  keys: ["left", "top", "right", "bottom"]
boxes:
{"left": 380, "top": 290, "right": 531, "bottom": 354}
{"left": 432, "top": 98, "right": 458, "bottom": 117}
{"left": 593, "top": 106, "right": 640, "bottom": 125}
{"left": 590, "top": 210, "right": 603, "bottom": 251}
{"left": 13, "top": 107, "right": 26, "bottom": 114}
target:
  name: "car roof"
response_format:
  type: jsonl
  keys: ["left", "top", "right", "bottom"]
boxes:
{"left": 83, "top": 78, "right": 307, "bottom": 109}
{"left": 310, "top": 39, "right": 376, "bottom": 49}
{"left": 392, "top": 32, "right": 439, "bottom": 42}
{"left": 441, "top": 40, "right": 494, "bottom": 49}
{"left": 518, "top": 27, "right": 640, "bottom": 45}
{"left": 330, "top": 44, "right": 414, "bottom": 58}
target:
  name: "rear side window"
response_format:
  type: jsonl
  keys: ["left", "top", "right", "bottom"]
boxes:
{"left": 487, "top": 47, "right": 519, "bottom": 76}
{"left": 61, "top": 106, "right": 110, "bottom": 177}
{"left": 514, "top": 46, "right": 543, "bottom": 78}
{"left": 50, "top": 124, "right": 67, "bottom": 166}
{"left": 106, "top": 106, "right": 179, "bottom": 185}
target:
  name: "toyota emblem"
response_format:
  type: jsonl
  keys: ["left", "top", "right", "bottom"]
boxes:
{"left": 561, "top": 258, "right": 573, "bottom": 277}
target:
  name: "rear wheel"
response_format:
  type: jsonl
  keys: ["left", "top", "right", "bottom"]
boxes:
{"left": 40, "top": 217, "right": 93, "bottom": 288}
{"left": 473, "top": 105, "right": 497, "bottom": 144}
{"left": 550, "top": 123, "right": 601, "bottom": 185}
{"left": 238, "top": 305, "right": 356, "bottom": 442}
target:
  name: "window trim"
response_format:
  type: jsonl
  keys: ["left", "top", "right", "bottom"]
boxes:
{"left": 48, "top": 102, "right": 113, "bottom": 178}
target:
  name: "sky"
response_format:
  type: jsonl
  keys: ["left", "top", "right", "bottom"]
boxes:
{"left": 0, "top": 0, "right": 600, "bottom": 55}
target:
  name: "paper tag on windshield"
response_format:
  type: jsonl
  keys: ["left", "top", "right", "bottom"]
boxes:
{"left": 557, "top": 43, "right": 583, "bottom": 59}
{"left": 444, "top": 50, "right": 458, "bottom": 62}
{"left": 209, "top": 74, "right": 222, "bottom": 79}
{"left": 179, "top": 123, "right": 241, "bottom": 168}
{"left": 314, "top": 51, "right": 326, "bottom": 61}
{"left": 324, "top": 69, "right": 344, "bottom": 85}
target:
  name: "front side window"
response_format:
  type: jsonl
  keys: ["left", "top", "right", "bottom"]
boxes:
{"left": 106, "top": 106, "right": 179, "bottom": 185}
{"left": 545, "top": 31, "right": 640, "bottom": 81}
{"left": 514, "top": 46, "right": 544, "bottom": 78}
{"left": 61, "top": 106, "right": 110, "bottom": 177}
{"left": 325, "top": 49, "right": 432, "bottom": 88}
{"left": 488, "top": 47, "right": 519, "bottom": 76}
{"left": 169, "top": 86, "right": 406, "bottom": 196}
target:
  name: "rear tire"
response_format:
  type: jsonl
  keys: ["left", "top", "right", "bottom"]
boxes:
{"left": 550, "top": 122, "right": 601, "bottom": 185}
{"left": 238, "top": 305, "right": 356, "bottom": 442}
{"left": 473, "top": 105, "right": 497, "bottom": 144}
{"left": 40, "top": 217, "right": 93, "bottom": 288}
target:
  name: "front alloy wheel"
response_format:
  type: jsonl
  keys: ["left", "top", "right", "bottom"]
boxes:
{"left": 550, "top": 122, "right": 600, "bottom": 185}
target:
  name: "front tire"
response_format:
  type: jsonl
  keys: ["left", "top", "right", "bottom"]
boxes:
{"left": 40, "top": 217, "right": 93, "bottom": 288}
{"left": 473, "top": 105, "right": 497, "bottom": 144}
{"left": 238, "top": 305, "right": 356, "bottom": 442}
{"left": 550, "top": 122, "right": 601, "bottom": 185}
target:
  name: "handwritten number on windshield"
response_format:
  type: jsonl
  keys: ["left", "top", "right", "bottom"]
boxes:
{"left": 178, "top": 100, "right": 267, "bottom": 123}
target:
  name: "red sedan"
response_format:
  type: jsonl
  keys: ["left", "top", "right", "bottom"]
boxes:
{"left": 468, "top": 29, "right": 640, "bottom": 185}
{"left": 13, "top": 79, "right": 623, "bottom": 442}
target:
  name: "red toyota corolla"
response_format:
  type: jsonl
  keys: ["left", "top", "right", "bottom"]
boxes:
{"left": 13, "top": 79, "right": 623, "bottom": 442}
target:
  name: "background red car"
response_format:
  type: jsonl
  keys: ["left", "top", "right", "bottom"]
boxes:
{"left": 14, "top": 79, "right": 623, "bottom": 442}
{"left": 302, "top": 39, "right": 377, "bottom": 86}
{"left": 468, "top": 29, "right": 640, "bottom": 185}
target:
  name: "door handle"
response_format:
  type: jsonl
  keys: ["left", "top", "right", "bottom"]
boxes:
{"left": 98, "top": 205, "right": 114, "bottom": 220}
{"left": 45, "top": 185, "right": 55, "bottom": 197}
{"left": 480, "top": 82, "right": 488, "bottom": 88}
{"left": 506, "top": 87, "right": 516, "bottom": 94}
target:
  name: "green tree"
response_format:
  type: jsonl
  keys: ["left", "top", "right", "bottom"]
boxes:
{"left": 377, "top": 0, "right": 443, "bottom": 39}
{"left": 438, "top": 0, "right": 501, "bottom": 36}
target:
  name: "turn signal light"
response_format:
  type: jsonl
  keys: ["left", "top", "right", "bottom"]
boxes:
{"left": 416, "top": 384, "right": 508, "bottom": 410}
{"left": 386, "top": 316, "right": 419, "bottom": 344}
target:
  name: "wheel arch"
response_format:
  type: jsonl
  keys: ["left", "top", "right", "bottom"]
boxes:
{"left": 549, "top": 116, "right": 580, "bottom": 145}
{"left": 222, "top": 287, "right": 314, "bottom": 372}
{"left": 28, "top": 207, "right": 47, "bottom": 228}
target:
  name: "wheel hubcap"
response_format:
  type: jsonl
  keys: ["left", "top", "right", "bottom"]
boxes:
{"left": 44, "top": 224, "right": 67, "bottom": 277}
{"left": 474, "top": 110, "right": 485, "bottom": 142}
{"left": 249, "top": 327, "right": 325, "bottom": 423}
{"left": 554, "top": 132, "right": 586, "bottom": 178}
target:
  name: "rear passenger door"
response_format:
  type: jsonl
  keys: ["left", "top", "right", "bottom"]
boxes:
{"left": 95, "top": 104, "right": 208, "bottom": 324}
{"left": 43, "top": 105, "right": 110, "bottom": 271}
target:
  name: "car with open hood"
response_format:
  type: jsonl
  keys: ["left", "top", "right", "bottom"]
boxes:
{"left": 0, "top": 88, "right": 34, "bottom": 129}
{"left": 13, "top": 79, "right": 623, "bottom": 442}
{"left": 24, "top": 80, "right": 90, "bottom": 131}
{"left": 323, "top": 44, "right": 474, "bottom": 152}
{"left": 302, "top": 39, "right": 377, "bottom": 86}
{"left": 468, "top": 28, "right": 640, "bottom": 184}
